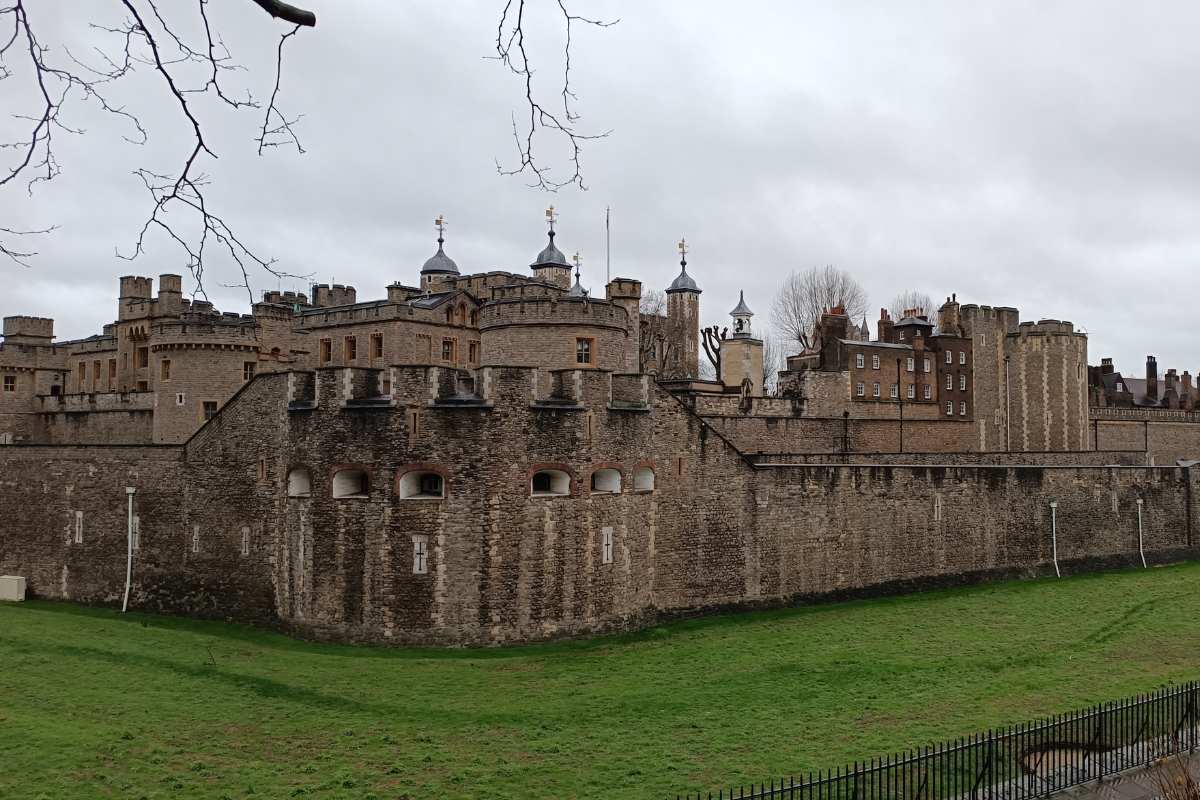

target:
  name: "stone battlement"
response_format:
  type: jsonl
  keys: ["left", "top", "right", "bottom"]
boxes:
{"left": 2, "top": 316, "right": 54, "bottom": 342}
{"left": 479, "top": 296, "right": 631, "bottom": 331}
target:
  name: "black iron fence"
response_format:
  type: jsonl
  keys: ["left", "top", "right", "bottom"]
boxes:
{"left": 677, "top": 681, "right": 1198, "bottom": 800}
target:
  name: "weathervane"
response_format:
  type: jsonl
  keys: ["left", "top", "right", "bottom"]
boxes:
{"left": 572, "top": 251, "right": 582, "bottom": 282}
{"left": 434, "top": 214, "right": 446, "bottom": 245}
{"left": 678, "top": 237, "right": 688, "bottom": 268}
{"left": 545, "top": 205, "right": 558, "bottom": 234}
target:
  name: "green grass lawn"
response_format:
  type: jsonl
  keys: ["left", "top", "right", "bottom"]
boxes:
{"left": 2, "top": 564, "right": 1199, "bottom": 800}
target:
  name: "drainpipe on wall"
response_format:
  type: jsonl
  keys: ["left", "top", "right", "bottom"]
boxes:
{"left": 1136, "top": 498, "right": 1147, "bottom": 569}
{"left": 1049, "top": 500, "right": 1061, "bottom": 578}
{"left": 122, "top": 486, "right": 136, "bottom": 613}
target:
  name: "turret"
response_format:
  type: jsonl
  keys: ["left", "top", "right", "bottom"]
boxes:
{"left": 530, "top": 206, "right": 572, "bottom": 290}
{"left": 720, "top": 290, "right": 763, "bottom": 396}
{"left": 664, "top": 238, "right": 701, "bottom": 379}
{"left": 420, "top": 214, "right": 460, "bottom": 292}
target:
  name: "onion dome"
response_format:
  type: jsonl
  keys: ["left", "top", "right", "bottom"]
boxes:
{"left": 421, "top": 215, "right": 459, "bottom": 275}
{"left": 666, "top": 237, "right": 701, "bottom": 293}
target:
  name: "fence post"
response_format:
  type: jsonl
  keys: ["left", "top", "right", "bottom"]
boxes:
{"left": 987, "top": 730, "right": 995, "bottom": 800}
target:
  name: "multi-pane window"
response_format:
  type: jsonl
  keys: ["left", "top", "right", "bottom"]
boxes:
{"left": 945, "top": 374, "right": 953, "bottom": 390}
{"left": 945, "top": 350, "right": 953, "bottom": 364}
{"left": 345, "top": 336, "right": 357, "bottom": 362}
{"left": 2, "top": 375, "right": 13, "bottom": 392}
{"left": 202, "top": 401, "right": 218, "bottom": 421}
{"left": 856, "top": 353, "right": 865, "bottom": 369}
{"left": 243, "top": 361, "right": 256, "bottom": 381}
{"left": 160, "top": 359, "right": 171, "bottom": 381}
{"left": 907, "top": 384, "right": 915, "bottom": 399}
{"left": 575, "top": 338, "right": 594, "bottom": 365}
{"left": 872, "top": 382, "right": 881, "bottom": 398}
{"left": 946, "top": 401, "right": 954, "bottom": 416}
{"left": 468, "top": 341, "right": 480, "bottom": 363}
{"left": 136, "top": 347, "right": 149, "bottom": 368}
{"left": 441, "top": 339, "right": 456, "bottom": 362}
{"left": 906, "top": 357, "right": 914, "bottom": 372}
{"left": 370, "top": 333, "right": 384, "bottom": 360}
{"left": 412, "top": 535, "right": 429, "bottom": 575}
{"left": 924, "top": 384, "right": 932, "bottom": 400}
{"left": 871, "top": 354, "right": 880, "bottom": 369}
{"left": 890, "top": 383, "right": 898, "bottom": 399}
{"left": 959, "top": 351, "right": 966, "bottom": 365}
{"left": 319, "top": 338, "right": 332, "bottom": 364}
{"left": 856, "top": 382, "right": 865, "bottom": 397}
{"left": 923, "top": 357, "right": 930, "bottom": 373}
{"left": 960, "top": 401, "right": 967, "bottom": 416}
{"left": 960, "top": 374, "right": 967, "bottom": 391}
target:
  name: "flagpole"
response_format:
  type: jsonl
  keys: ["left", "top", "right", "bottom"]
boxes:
{"left": 605, "top": 206, "right": 611, "bottom": 285}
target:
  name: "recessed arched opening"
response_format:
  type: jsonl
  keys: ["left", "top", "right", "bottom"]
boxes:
{"left": 531, "top": 469, "right": 570, "bottom": 497}
{"left": 591, "top": 468, "right": 621, "bottom": 494}
{"left": 332, "top": 468, "right": 369, "bottom": 499}
{"left": 399, "top": 470, "right": 445, "bottom": 500}
{"left": 633, "top": 467, "right": 655, "bottom": 492}
{"left": 287, "top": 467, "right": 312, "bottom": 498}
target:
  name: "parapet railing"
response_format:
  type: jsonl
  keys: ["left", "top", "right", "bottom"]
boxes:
{"left": 1091, "top": 407, "right": 1200, "bottom": 423}
{"left": 675, "top": 681, "right": 1198, "bottom": 800}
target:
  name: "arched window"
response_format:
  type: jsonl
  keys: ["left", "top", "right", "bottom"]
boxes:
{"left": 445, "top": 307, "right": 453, "bottom": 324}
{"left": 287, "top": 467, "right": 312, "bottom": 498}
{"left": 399, "top": 470, "right": 445, "bottom": 500}
{"left": 531, "top": 469, "right": 570, "bottom": 497}
{"left": 633, "top": 467, "right": 655, "bottom": 492}
{"left": 590, "top": 468, "right": 621, "bottom": 494}
{"left": 332, "top": 468, "right": 369, "bottom": 498}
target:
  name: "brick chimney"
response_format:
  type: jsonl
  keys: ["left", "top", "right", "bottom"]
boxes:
{"left": 1183, "top": 371, "right": 1195, "bottom": 411}
{"left": 1100, "top": 357, "right": 1114, "bottom": 375}
{"left": 1146, "top": 356, "right": 1158, "bottom": 402}
{"left": 876, "top": 308, "right": 894, "bottom": 344}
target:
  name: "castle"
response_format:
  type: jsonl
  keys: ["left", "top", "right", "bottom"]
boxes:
{"left": 2, "top": 211, "right": 1198, "bottom": 646}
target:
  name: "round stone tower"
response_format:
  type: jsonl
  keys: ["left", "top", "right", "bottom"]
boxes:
{"left": 664, "top": 240, "right": 701, "bottom": 379}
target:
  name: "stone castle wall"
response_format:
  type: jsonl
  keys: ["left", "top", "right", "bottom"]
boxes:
{"left": 1, "top": 367, "right": 1198, "bottom": 647}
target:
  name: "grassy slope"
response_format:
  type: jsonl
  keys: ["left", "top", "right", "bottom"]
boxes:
{"left": 1, "top": 564, "right": 1198, "bottom": 800}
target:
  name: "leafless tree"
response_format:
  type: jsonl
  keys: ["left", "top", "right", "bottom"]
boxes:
{"left": 701, "top": 324, "right": 726, "bottom": 378}
{"left": 770, "top": 265, "right": 868, "bottom": 353}
{"left": 493, "top": 1, "right": 618, "bottom": 191}
{"left": 761, "top": 331, "right": 785, "bottom": 395}
{"left": 889, "top": 289, "right": 935, "bottom": 321}
{"left": 3, "top": 1, "right": 612, "bottom": 298}
{"left": 638, "top": 289, "right": 674, "bottom": 376}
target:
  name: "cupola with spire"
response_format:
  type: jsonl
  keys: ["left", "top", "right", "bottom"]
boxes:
{"left": 566, "top": 252, "right": 589, "bottom": 298}
{"left": 666, "top": 237, "right": 701, "bottom": 294}
{"left": 531, "top": 205, "right": 573, "bottom": 289}
{"left": 420, "top": 215, "right": 459, "bottom": 290}
{"left": 729, "top": 290, "right": 754, "bottom": 337}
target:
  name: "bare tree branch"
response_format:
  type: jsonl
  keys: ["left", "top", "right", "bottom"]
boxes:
{"left": 889, "top": 289, "right": 935, "bottom": 323}
{"left": 248, "top": 0, "right": 315, "bottom": 28}
{"left": 770, "top": 265, "right": 868, "bottom": 353}
{"left": 0, "top": 224, "right": 57, "bottom": 267}
{"left": 492, "top": 0, "right": 617, "bottom": 191}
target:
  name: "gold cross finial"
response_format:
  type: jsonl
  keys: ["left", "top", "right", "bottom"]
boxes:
{"left": 434, "top": 215, "right": 446, "bottom": 240}
{"left": 545, "top": 205, "right": 558, "bottom": 232}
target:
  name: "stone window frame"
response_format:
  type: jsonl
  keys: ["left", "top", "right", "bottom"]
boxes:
{"left": 397, "top": 463, "right": 450, "bottom": 501}
{"left": 856, "top": 381, "right": 865, "bottom": 397}
{"left": 855, "top": 353, "right": 864, "bottom": 369}
{"left": 1, "top": 375, "right": 14, "bottom": 392}
{"left": 632, "top": 461, "right": 656, "bottom": 493}
{"left": 587, "top": 462, "right": 624, "bottom": 496}
{"left": 960, "top": 401, "right": 967, "bottom": 416}
{"left": 345, "top": 335, "right": 358, "bottom": 363}
{"left": 243, "top": 361, "right": 257, "bottom": 382}
{"left": 287, "top": 465, "right": 313, "bottom": 498}
{"left": 528, "top": 462, "right": 575, "bottom": 498}
{"left": 92, "top": 360, "right": 101, "bottom": 391}
{"left": 160, "top": 358, "right": 172, "bottom": 382}
{"left": 906, "top": 357, "right": 914, "bottom": 372}
{"left": 959, "top": 374, "right": 967, "bottom": 391}
{"left": 136, "top": 347, "right": 149, "bottom": 369}
{"left": 945, "top": 374, "right": 953, "bottom": 391}
{"left": 241, "top": 525, "right": 251, "bottom": 557}
{"left": 412, "top": 535, "right": 429, "bottom": 575}
{"left": 872, "top": 381, "right": 880, "bottom": 398}
{"left": 924, "top": 384, "right": 932, "bottom": 400}
{"left": 945, "top": 400, "right": 954, "bottom": 416}
{"left": 907, "top": 383, "right": 915, "bottom": 399}
{"left": 107, "top": 359, "right": 117, "bottom": 389}
{"left": 923, "top": 357, "right": 930, "bottom": 373}
{"left": 370, "top": 332, "right": 384, "bottom": 360}
{"left": 441, "top": 337, "right": 457, "bottom": 363}
{"left": 890, "top": 383, "right": 898, "bottom": 399}
{"left": 200, "top": 399, "right": 219, "bottom": 422}
{"left": 331, "top": 464, "right": 372, "bottom": 499}
{"left": 959, "top": 351, "right": 967, "bottom": 365}
{"left": 945, "top": 350, "right": 953, "bottom": 364}
{"left": 319, "top": 338, "right": 332, "bottom": 365}
{"left": 575, "top": 337, "right": 596, "bottom": 366}
{"left": 871, "top": 354, "right": 880, "bottom": 370}
{"left": 601, "top": 526, "right": 614, "bottom": 565}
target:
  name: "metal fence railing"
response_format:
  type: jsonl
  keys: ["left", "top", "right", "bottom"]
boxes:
{"left": 676, "top": 681, "right": 1198, "bottom": 800}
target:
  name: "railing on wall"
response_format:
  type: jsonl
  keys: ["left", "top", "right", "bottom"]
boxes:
{"left": 675, "top": 681, "right": 1198, "bottom": 800}
{"left": 1091, "top": 407, "right": 1200, "bottom": 423}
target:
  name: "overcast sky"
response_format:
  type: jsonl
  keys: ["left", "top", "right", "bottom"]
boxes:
{"left": 4, "top": 1, "right": 1199, "bottom": 375}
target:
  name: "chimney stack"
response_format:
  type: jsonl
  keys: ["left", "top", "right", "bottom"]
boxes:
{"left": 1146, "top": 356, "right": 1159, "bottom": 402}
